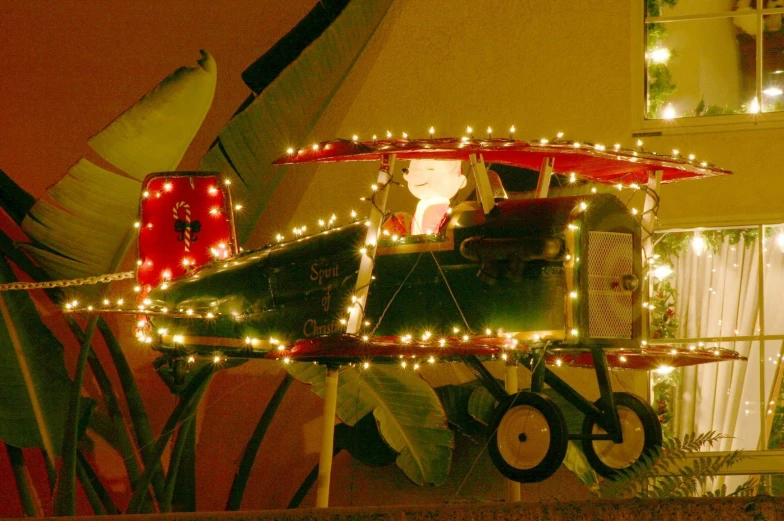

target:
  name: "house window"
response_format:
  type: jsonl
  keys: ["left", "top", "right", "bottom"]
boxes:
{"left": 638, "top": 1, "right": 784, "bottom": 129}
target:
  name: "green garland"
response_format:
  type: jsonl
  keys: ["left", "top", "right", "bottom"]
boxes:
{"left": 654, "top": 228, "right": 771, "bottom": 260}
{"left": 645, "top": 0, "right": 678, "bottom": 118}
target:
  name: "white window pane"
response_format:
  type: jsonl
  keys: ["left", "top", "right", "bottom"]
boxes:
{"left": 646, "top": 16, "right": 755, "bottom": 119}
{"left": 646, "top": 0, "right": 735, "bottom": 19}
{"left": 763, "top": 19, "right": 784, "bottom": 113}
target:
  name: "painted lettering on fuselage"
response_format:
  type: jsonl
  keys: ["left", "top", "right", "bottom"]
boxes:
{"left": 310, "top": 262, "right": 340, "bottom": 286}
{"left": 303, "top": 318, "right": 344, "bottom": 337}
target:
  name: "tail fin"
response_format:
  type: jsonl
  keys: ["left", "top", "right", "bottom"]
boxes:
{"left": 136, "top": 172, "right": 237, "bottom": 293}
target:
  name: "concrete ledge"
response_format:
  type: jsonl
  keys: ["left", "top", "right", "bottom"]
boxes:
{"left": 25, "top": 496, "right": 784, "bottom": 521}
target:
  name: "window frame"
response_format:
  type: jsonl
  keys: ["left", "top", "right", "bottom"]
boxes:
{"left": 632, "top": 2, "right": 784, "bottom": 135}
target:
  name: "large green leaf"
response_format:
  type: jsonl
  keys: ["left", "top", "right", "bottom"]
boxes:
{"left": 0, "top": 255, "right": 82, "bottom": 456}
{"left": 200, "top": 0, "right": 394, "bottom": 243}
{"left": 287, "top": 363, "right": 454, "bottom": 486}
{"left": 0, "top": 168, "right": 35, "bottom": 226}
{"left": 20, "top": 52, "right": 217, "bottom": 283}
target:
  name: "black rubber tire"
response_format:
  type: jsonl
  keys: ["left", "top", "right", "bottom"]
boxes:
{"left": 581, "top": 392, "right": 663, "bottom": 479}
{"left": 488, "top": 391, "right": 569, "bottom": 483}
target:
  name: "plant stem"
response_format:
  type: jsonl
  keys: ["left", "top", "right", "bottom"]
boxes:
{"left": 42, "top": 449, "right": 57, "bottom": 493}
{"left": 226, "top": 372, "right": 293, "bottom": 510}
{"left": 125, "top": 365, "right": 214, "bottom": 514}
{"left": 53, "top": 314, "right": 100, "bottom": 516}
{"left": 77, "top": 450, "right": 119, "bottom": 514}
{"left": 76, "top": 452, "right": 106, "bottom": 515}
{"left": 6, "top": 444, "right": 43, "bottom": 517}
{"left": 287, "top": 446, "right": 342, "bottom": 509}
{"left": 159, "top": 414, "right": 195, "bottom": 513}
{"left": 66, "top": 317, "right": 143, "bottom": 489}
{"left": 97, "top": 317, "right": 167, "bottom": 500}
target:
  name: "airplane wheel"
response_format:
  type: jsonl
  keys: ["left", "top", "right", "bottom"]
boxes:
{"left": 488, "top": 392, "right": 568, "bottom": 483}
{"left": 581, "top": 392, "right": 663, "bottom": 479}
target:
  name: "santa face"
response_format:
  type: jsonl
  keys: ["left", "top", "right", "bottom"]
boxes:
{"left": 403, "top": 159, "right": 465, "bottom": 201}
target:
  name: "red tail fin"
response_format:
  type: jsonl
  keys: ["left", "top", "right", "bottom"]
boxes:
{"left": 136, "top": 172, "right": 237, "bottom": 293}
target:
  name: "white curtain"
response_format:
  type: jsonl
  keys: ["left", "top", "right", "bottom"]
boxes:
{"left": 665, "top": 230, "right": 784, "bottom": 460}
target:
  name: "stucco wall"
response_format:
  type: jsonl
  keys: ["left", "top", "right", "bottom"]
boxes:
{"left": 275, "top": 0, "right": 784, "bottom": 233}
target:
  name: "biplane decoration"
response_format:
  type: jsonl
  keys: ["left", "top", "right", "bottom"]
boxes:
{"left": 70, "top": 135, "right": 744, "bottom": 489}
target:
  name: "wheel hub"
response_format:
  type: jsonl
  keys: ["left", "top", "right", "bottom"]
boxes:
{"left": 591, "top": 405, "right": 646, "bottom": 469}
{"left": 497, "top": 405, "right": 551, "bottom": 470}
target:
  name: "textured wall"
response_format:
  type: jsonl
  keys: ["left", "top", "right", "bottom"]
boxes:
{"left": 283, "top": 0, "right": 784, "bottom": 232}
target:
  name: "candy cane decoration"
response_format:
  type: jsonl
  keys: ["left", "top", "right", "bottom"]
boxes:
{"left": 173, "top": 201, "right": 192, "bottom": 252}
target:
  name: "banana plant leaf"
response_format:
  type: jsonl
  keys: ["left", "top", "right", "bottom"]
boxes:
{"left": 200, "top": 0, "right": 394, "bottom": 243}
{"left": 0, "top": 254, "right": 92, "bottom": 456}
{"left": 0, "top": 168, "right": 35, "bottom": 226}
{"left": 287, "top": 362, "right": 453, "bottom": 486}
{"left": 20, "top": 52, "right": 217, "bottom": 284}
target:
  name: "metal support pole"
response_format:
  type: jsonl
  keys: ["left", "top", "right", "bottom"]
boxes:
{"left": 469, "top": 154, "right": 496, "bottom": 215}
{"left": 315, "top": 366, "right": 339, "bottom": 508}
{"left": 505, "top": 360, "right": 521, "bottom": 502}
{"left": 530, "top": 350, "right": 546, "bottom": 393}
{"left": 641, "top": 170, "right": 663, "bottom": 344}
{"left": 756, "top": 224, "right": 769, "bottom": 493}
{"left": 592, "top": 348, "right": 622, "bottom": 442}
{"left": 347, "top": 154, "right": 394, "bottom": 333}
{"left": 535, "top": 157, "right": 555, "bottom": 199}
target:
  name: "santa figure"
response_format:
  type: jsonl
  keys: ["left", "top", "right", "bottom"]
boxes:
{"left": 403, "top": 159, "right": 467, "bottom": 235}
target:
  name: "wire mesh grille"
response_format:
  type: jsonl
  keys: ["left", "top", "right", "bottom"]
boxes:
{"left": 587, "top": 231, "right": 633, "bottom": 339}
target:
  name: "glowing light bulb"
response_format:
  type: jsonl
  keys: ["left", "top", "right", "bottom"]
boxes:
{"left": 662, "top": 104, "right": 676, "bottom": 119}
{"left": 748, "top": 97, "right": 761, "bottom": 114}
{"left": 648, "top": 47, "right": 671, "bottom": 63}
{"left": 652, "top": 265, "right": 673, "bottom": 280}
{"left": 352, "top": 134, "right": 358, "bottom": 142}
{"left": 764, "top": 86, "right": 783, "bottom": 97}
{"left": 429, "top": 126, "right": 435, "bottom": 136}
{"left": 692, "top": 232, "right": 706, "bottom": 256}
{"left": 287, "top": 147, "right": 295, "bottom": 155}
